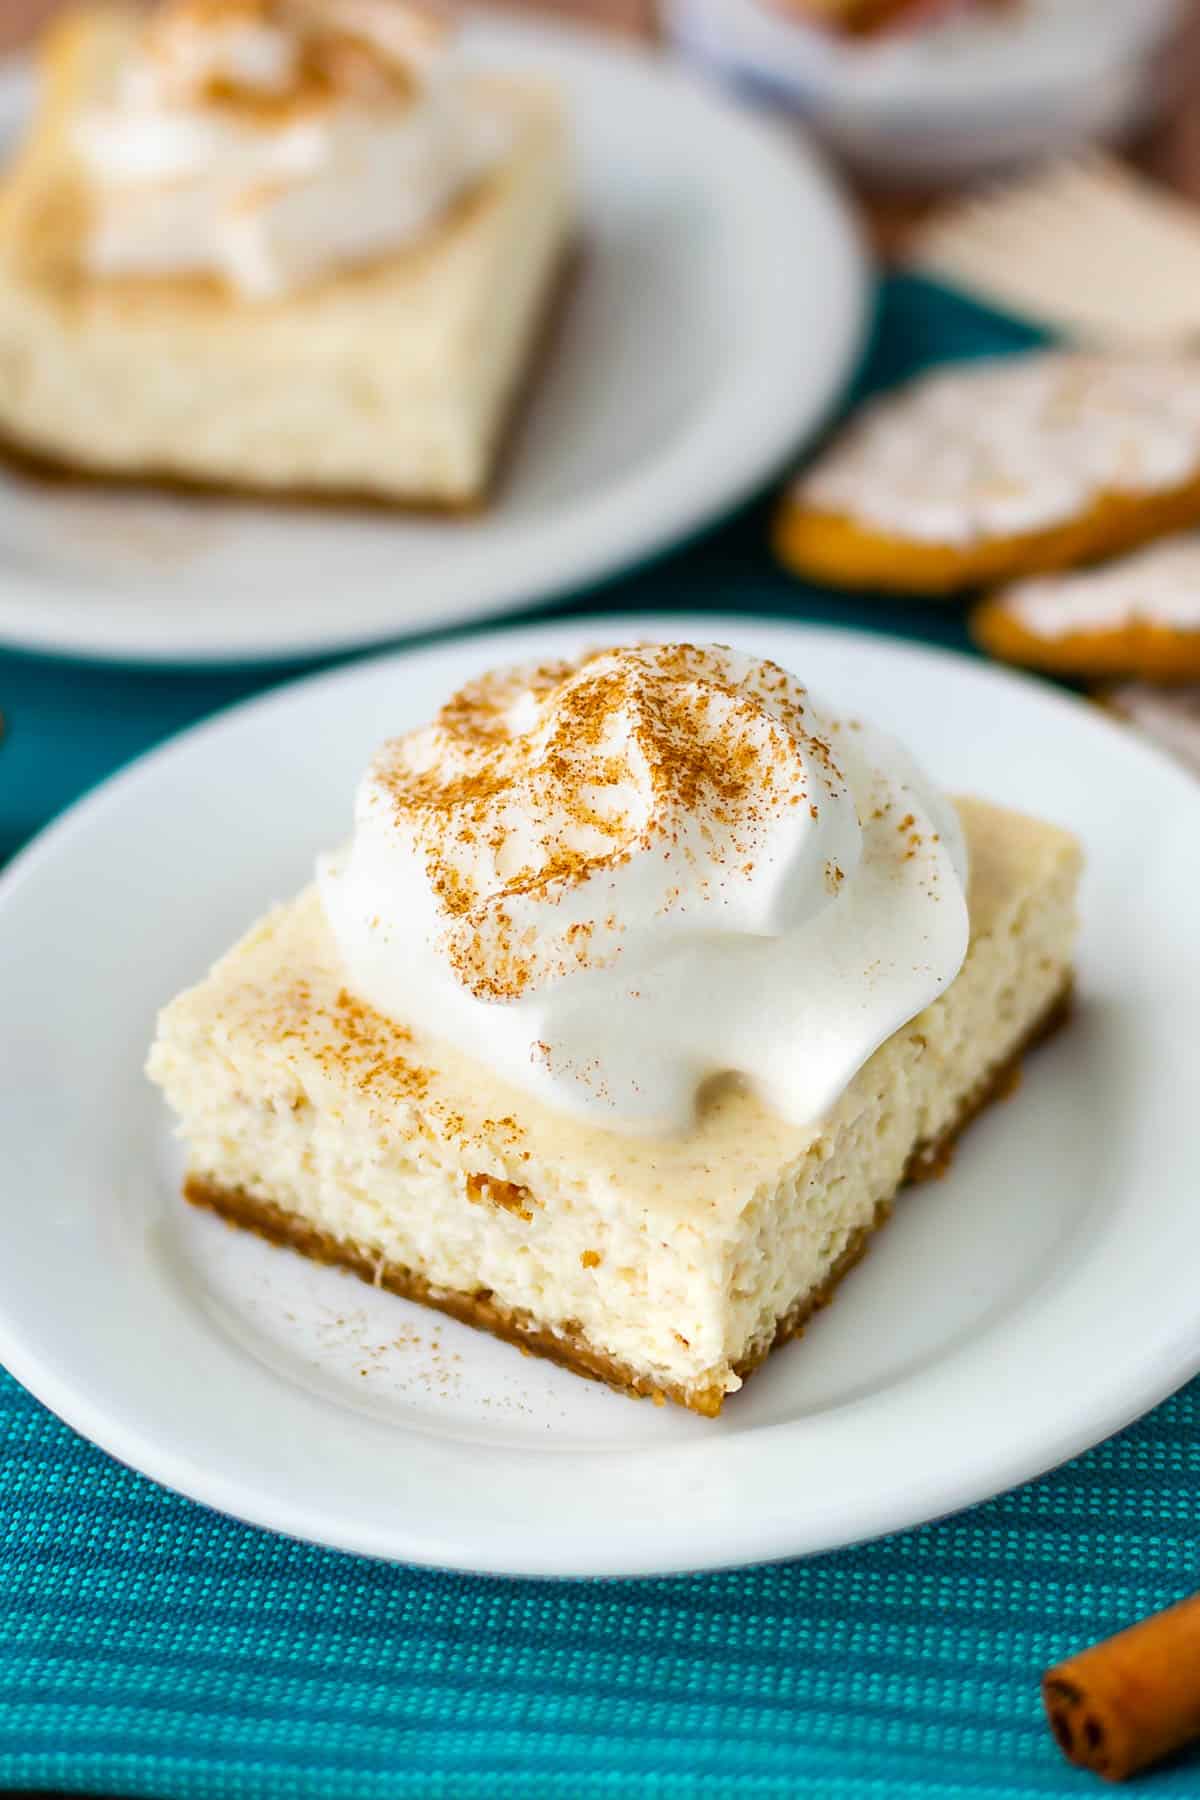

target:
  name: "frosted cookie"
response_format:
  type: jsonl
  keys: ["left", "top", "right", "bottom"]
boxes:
{"left": 776, "top": 353, "right": 1200, "bottom": 596}
{"left": 907, "top": 156, "right": 1200, "bottom": 350}
{"left": 972, "top": 536, "right": 1200, "bottom": 682}
{"left": 1103, "top": 683, "right": 1200, "bottom": 779}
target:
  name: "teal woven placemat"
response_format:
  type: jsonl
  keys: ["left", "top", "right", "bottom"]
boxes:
{"left": 1, "top": 277, "right": 1198, "bottom": 1799}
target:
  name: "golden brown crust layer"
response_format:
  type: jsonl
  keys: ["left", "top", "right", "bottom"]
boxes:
{"left": 0, "top": 247, "right": 580, "bottom": 514}
{"left": 184, "top": 1172, "right": 730, "bottom": 1415}
{"left": 183, "top": 979, "right": 1072, "bottom": 1415}
{"left": 775, "top": 472, "right": 1200, "bottom": 598}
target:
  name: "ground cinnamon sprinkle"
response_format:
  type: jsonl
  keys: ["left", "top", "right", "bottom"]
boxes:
{"left": 369, "top": 643, "right": 848, "bottom": 1004}
{"left": 146, "top": 0, "right": 438, "bottom": 117}
{"left": 260, "top": 941, "right": 537, "bottom": 1165}
{"left": 275, "top": 981, "right": 431, "bottom": 1103}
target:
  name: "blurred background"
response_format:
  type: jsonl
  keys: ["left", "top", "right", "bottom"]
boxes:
{"left": 11, "top": 0, "right": 1200, "bottom": 228}
{"left": 8, "top": 0, "right": 1200, "bottom": 198}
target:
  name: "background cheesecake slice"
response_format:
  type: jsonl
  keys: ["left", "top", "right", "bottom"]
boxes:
{"left": 148, "top": 797, "right": 1081, "bottom": 1417}
{"left": 0, "top": 7, "right": 573, "bottom": 507}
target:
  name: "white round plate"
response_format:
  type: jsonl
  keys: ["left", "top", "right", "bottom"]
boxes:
{"left": 2, "top": 615, "right": 1199, "bottom": 1578}
{"left": 0, "top": 21, "right": 864, "bottom": 667}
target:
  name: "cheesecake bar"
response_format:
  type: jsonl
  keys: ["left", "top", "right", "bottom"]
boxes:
{"left": 0, "top": 5, "right": 572, "bottom": 507}
{"left": 149, "top": 794, "right": 1079, "bottom": 1416}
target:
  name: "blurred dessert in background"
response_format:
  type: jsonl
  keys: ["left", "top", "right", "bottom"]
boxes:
{"left": 76, "top": 0, "right": 498, "bottom": 299}
{"left": 765, "top": 0, "right": 929, "bottom": 34}
{"left": 664, "top": 0, "right": 1190, "bottom": 185}
{"left": 972, "top": 537, "right": 1200, "bottom": 684}
{"left": 776, "top": 354, "right": 1200, "bottom": 595}
{"left": 905, "top": 155, "right": 1200, "bottom": 349}
{"left": 0, "top": 0, "right": 573, "bottom": 506}
{"left": 765, "top": 0, "right": 999, "bottom": 39}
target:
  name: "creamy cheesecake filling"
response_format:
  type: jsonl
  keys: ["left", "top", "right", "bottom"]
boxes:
{"left": 319, "top": 645, "right": 971, "bottom": 1136}
{"left": 73, "top": 0, "right": 509, "bottom": 297}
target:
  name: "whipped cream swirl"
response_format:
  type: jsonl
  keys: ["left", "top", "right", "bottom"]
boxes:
{"left": 74, "top": 0, "right": 507, "bottom": 299}
{"left": 319, "top": 644, "right": 970, "bottom": 1136}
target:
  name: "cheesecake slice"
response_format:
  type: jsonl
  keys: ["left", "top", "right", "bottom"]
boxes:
{"left": 0, "top": 6, "right": 572, "bottom": 507}
{"left": 148, "top": 795, "right": 1080, "bottom": 1416}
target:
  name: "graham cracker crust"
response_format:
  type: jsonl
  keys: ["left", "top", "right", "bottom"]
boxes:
{"left": 184, "top": 979, "right": 1072, "bottom": 1418}
{"left": 0, "top": 245, "right": 581, "bottom": 516}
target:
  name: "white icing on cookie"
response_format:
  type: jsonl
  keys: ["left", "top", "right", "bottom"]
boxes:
{"left": 797, "top": 354, "right": 1200, "bottom": 547}
{"left": 1004, "top": 535, "right": 1200, "bottom": 639}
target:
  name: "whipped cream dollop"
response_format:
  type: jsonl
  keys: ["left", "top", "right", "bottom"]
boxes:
{"left": 74, "top": 0, "right": 507, "bottom": 298}
{"left": 319, "top": 644, "right": 970, "bottom": 1137}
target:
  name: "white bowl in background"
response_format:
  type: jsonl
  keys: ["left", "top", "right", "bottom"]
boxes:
{"left": 663, "top": 0, "right": 1190, "bottom": 186}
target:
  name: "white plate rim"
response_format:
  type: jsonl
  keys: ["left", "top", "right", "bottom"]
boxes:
{"left": 0, "top": 19, "right": 867, "bottom": 667}
{"left": 2, "top": 614, "right": 1200, "bottom": 1579}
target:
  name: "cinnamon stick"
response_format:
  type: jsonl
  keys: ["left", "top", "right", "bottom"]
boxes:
{"left": 1043, "top": 1592, "right": 1200, "bottom": 1782}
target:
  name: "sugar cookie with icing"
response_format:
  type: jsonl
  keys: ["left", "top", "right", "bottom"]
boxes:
{"left": 972, "top": 535, "right": 1200, "bottom": 682}
{"left": 777, "top": 353, "right": 1200, "bottom": 595}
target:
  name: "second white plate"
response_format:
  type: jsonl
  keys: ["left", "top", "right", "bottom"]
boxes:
{"left": 0, "top": 17, "right": 864, "bottom": 665}
{"left": 1, "top": 615, "right": 1199, "bottom": 1577}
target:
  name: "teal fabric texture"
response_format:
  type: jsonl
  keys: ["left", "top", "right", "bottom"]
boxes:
{"left": 1, "top": 276, "right": 1198, "bottom": 1798}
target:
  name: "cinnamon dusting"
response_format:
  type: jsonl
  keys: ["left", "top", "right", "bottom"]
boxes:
{"left": 368, "top": 644, "right": 848, "bottom": 1003}
{"left": 270, "top": 978, "right": 431, "bottom": 1104}
{"left": 143, "top": 0, "right": 446, "bottom": 119}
